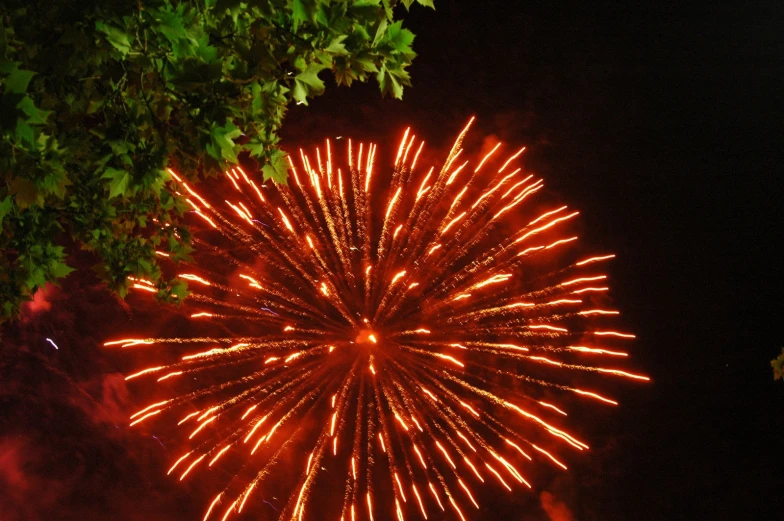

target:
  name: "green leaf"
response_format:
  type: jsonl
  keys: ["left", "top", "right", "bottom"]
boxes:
{"left": 262, "top": 149, "right": 289, "bottom": 184}
{"left": 291, "top": 0, "right": 310, "bottom": 31}
{"left": 95, "top": 22, "right": 132, "bottom": 56}
{"left": 101, "top": 167, "right": 131, "bottom": 199}
{"left": 17, "top": 96, "right": 52, "bottom": 124}
{"left": 372, "top": 19, "right": 388, "bottom": 46}
{"left": 51, "top": 261, "right": 75, "bottom": 279}
{"left": 8, "top": 177, "right": 40, "bottom": 208}
{"left": 4, "top": 67, "right": 36, "bottom": 94}
{"left": 385, "top": 21, "right": 415, "bottom": 54}
{"left": 293, "top": 63, "right": 326, "bottom": 105}
{"left": 15, "top": 119, "right": 34, "bottom": 145}
{"left": 156, "top": 10, "right": 188, "bottom": 45}
{"left": 170, "top": 279, "right": 190, "bottom": 300}
{"left": 326, "top": 35, "right": 349, "bottom": 55}
{"left": 210, "top": 121, "right": 243, "bottom": 163}
{"left": 376, "top": 63, "right": 411, "bottom": 99}
{"left": 0, "top": 196, "right": 12, "bottom": 226}
{"left": 416, "top": 0, "right": 435, "bottom": 8}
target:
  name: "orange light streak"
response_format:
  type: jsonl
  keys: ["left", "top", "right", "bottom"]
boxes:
{"left": 180, "top": 454, "right": 206, "bottom": 480}
{"left": 157, "top": 371, "right": 183, "bottom": 382}
{"left": 498, "top": 146, "right": 526, "bottom": 173}
{"left": 435, "top": 441, "right": 456, "bottom": 468}
{"left": 458, "top": 479, "right": 479, "bottom": 508}
{"left": 391, "top": 270, "right": 407, "bottom": 285}
{"left": 125, "top": 366, "right": 164, "bottom": 380}
{"left": 189, "top": 416, "right": 217, "bottom": 439}
{"left": 167, "top": 452, "right": 192, "bottom": 475}
{"left": 428, "top": 482, "right": 444, "bottom": 511}
{"left": 576, "top": 254, "right": 616, "bottom": 266}
{"left": 463, "top": 457, "right": 484, "bottom": 481}
{"left": 203, "top": 494, "right": 222, "bottom": 521}
{"left": 493, "top": 453, "right": 529, "bottom": 486}
{"left": 385, "top": 187, "right": 402, "bottom": 221}
{"left": 528, "top": 206, "right": 568, "bottom": 226}
{"left": 241, "top": 404, "right": 257, "bottom": 420}
{"left": 277, "top": 208, "right": 294, "bottom": 232}
{"left": 474, "top": 142, "right": 502, "bottom": 173}
{"left": 504, "top": 439, "right": 532, "bottom": 460}
{"left": 532, "top": 443, "right": 567, "bottom": 469}
{"left": 571, "top": 286, "right": 609, "bottom": 294}
{"left": 528, "top": 324, "right": 568, "bottom": 332}
{"left": 243, "top": 414, "right": 269, "bottom": 443}
{"left": 238, "top": 483, "right": 255, "bottom": 513}
{"left": 412, "top": 484, "right": 427, "bottom": 519}
{"left": 503, "top": 401, "right": 588, "bottom": 448}
{"left": 459, "top": 401, "right": 480, "bottom": 417}
{"left": 539, "top": 401, "right": 568, "bottom": 416}
{"left": 456, "top": 430, "right": 476, "bottom": 451}
{"left": 594, "top": 331, "right": 636, "bottom": 338}
{"left": 580, "top": 309, "right": 620, "bottom": 315}
{"left": 209, "top": 445, "right": 231, "bottom": 466}
{"left": 572, "top": 388, "right": 618, "bottom": 405}
{"left": 130, "top": 400, "right": 170, "bottom": 419}
{"left": 442, "top": 211, "right": 466, "bottom": 233}
{"left": 179, "top": 273, "right": 211, "bottom": 286}
{"left": 394, "top": 414, "right": 410, "bottom": 431}
{"left": 413, "top": 445, "right": 427, "bottom": 468}
{"left": 366, "top": 492, "right": 375, "bottom": 521}
{"left": 595, "top": 368, "right": 650, "bottom": 381}
{"left": 445, "top": 160, "right": 468, "bottom": 185}
{"left": 435, "top": 353, "right": 464, "bottom": 367}
{"left": 528, "top": 356, "right": 563, "bottom": 366}
{"left": 567, "top": 345, "right": 628, "bottom": 357}
{"left": 450, "top": 186, "right": 468, "bottom": 210}
{"left": 485, "top": 462, "right": 512, "bottom": 491}
{"left": 395, "top": 472, "right": 407, "bottom": 502}
{"left": 395, "top": 128, "right": 411, "bottom": 166}
{"left": 421, "top": 387, "right": 438, "bottom": 401}
{"left": 178, "top": 411, "right": 200, "bottom": 425}
{"left": 515, "top": 211, "right": 579, "bottom": 243}
{"left": 561, "top": 275, "right": 607, "bottom": 286}
{"left": 411, "top": 140, "right": 425, "bottom": 171}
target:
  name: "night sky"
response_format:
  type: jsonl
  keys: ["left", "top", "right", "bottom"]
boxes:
{"left": 2, "top": 2, "right": 782, "bottom": 520}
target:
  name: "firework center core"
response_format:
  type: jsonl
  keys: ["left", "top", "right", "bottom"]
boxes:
{"left": 355, "top": 328, "right": 379, "bottom": 346}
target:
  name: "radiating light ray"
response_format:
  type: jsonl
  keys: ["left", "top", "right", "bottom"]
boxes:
{"left": 115, "top": 121, "right": 645, "bottom": 521}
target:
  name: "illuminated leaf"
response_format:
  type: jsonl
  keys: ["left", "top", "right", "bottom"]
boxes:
{"left": 262, "top": 149, "right": 289, "bottom": 184}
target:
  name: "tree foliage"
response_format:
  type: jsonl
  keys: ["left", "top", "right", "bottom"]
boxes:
{"left": 773, "top": 348, "right": 784, "bottom": 381}
{"left": 0, "top": 0, "right": 431, "bottom": 321}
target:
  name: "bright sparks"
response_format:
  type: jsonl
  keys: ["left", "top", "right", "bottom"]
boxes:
{"left": 115, "top": 121, "right": 646, "bottom": 521}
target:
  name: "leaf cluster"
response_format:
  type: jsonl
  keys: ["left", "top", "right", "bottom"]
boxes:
{"left": 773, "top": 348, "right": 784, "bottom": 381}
{"left": 0, "top": 0, "right": 431, "bottom": 321}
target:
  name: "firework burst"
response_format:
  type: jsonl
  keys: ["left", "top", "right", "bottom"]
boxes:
{"left": 107, "top": 118, "right": 648, "bottom": 521}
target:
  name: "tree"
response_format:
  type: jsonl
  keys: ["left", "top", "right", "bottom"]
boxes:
{"left": 0, "top": 0, "right": 432, "bottom": 321}
{"left": 773, "top": 348, "right": 784, "bottom": 381}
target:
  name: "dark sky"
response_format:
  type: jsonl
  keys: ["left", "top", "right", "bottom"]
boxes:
{"left": 2, "top": 2, "right": 782, "bottom": 521}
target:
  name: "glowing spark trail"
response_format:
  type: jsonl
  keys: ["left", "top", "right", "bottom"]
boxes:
{"left": 111, "top": 121, "right": 646, "bottom": 520}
